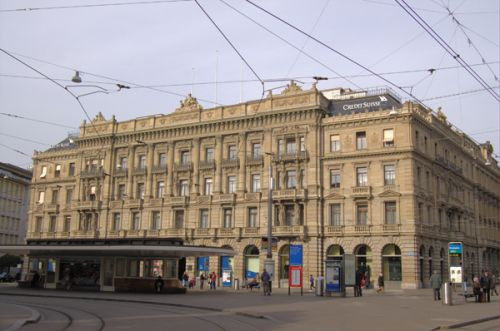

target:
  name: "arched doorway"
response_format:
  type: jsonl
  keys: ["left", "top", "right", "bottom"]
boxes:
{"left": 326, "top": 245, "right": 344, "bottom": 261}
{"left": 382, "top": 244, "right": 402, "bottom": 284}
{"left": 279, "top": 245, "right": 289, "bottom": 285}
{"left": 220, "top": 245, "right": 233, "bottom": 287}
{"left": 244, "top": 245, "right": 260, "bottom": 281}
{"left": 354, "top": 244, "right": 372, "bottom": 276}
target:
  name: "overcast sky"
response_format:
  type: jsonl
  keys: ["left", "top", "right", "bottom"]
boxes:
{"left": 0, "top": 0, "right": 498, "bottom": 168}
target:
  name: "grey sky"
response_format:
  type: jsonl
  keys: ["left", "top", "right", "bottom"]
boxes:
{"left": 0, "top": 0, "right": 498, "bottom": 168}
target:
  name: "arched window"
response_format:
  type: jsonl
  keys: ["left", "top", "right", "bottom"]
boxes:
{"left": 244, "top": 245, "right": 260, "bottom": 280}
{"left": 326, "top": 245, "right": 344, "bottom": 261}
{"left": 279, "top": 245, "right": 290, "bottom": 280}
{"left": 382, "top": 244, "right": 401, "bottom": 281}
{"left": 354, "top": 244, "right": 372, "bottom": 275}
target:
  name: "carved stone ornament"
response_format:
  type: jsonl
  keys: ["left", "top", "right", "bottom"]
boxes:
{"left": 92, "top": 112, "right": 106, "bottom": 123}
{"left": 175, "top": 93, "right": 203, "bottom": 112}
{"left": 280, "top": 81, "right": 303, "bottom": 95}
{"left": 436, "top": 107, "right": 447, "bottom": 122}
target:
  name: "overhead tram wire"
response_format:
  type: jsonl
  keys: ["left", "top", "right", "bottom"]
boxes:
{"left": 393, "top": 0, "right": 500, "bottom": 102}
{"left": 244, "top": 0, "right": 427, "bottom": 106}
{"left": 219, "top": 0, "right": 363, "bottom": 90}
{"left": 0, "top": 0, "right": 193, "bottom": 13}
{"left": 0, "top": 132, "right": 52, "bottom": 146}
{"left": 0, "top": 143, "right": 32, "bottom": 158}
{"left": 421, "top": 85, "right": 500, "bottom": 101}
{"left": 0, "top": 112, "right": 77, "bottom": 129}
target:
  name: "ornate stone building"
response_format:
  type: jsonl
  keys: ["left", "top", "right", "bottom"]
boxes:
{"left": 25, "top": 83, "right": 499, "bottom": 289}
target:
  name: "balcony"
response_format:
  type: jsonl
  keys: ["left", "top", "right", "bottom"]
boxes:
{"left": 174, "top": 162, "right": 192, "bottom": 172}
{"left": 246, "top": 155, "right": 263, "bottom": 166}
{"left": 272, "top": 225, "right": 306, "bottom": 237}
{"left": 167, "top": 196, "right": 189, "bottom": 206}
{"left": 217, "top": 227, "right": 239, "bottom": 237}
{"left": 113, "top": 168, "right": 127, "bottom": 177}
{"left": 27, "top": 232, "right": 42, "bottom": 239}
{"left": 215, "top": 193, "right": 236, "bottom": 204}
{"left": 199, "top": 160, "right": 215, "bottom": 170}
{"left": 354, "top": 225, "right": 371, "bottom": 234}
{"left": 125, "top": 199, "right": 143, "bottom": 209}
{"left": 272, "top": 151, "right": 309, "bottom": 162}
{"left": 45, "top": 203, "right": 59, "bottom": 213}
{"left": 221, "top": 158, "right": 239, "bottom": 168}
{"left": 152, "top": 164, "right": 167, "bottom": 174}
{"left": 56, "top": 231, "right": 70, "bottom": 239}
{"left": 75, "top": 200, "right": 102, "bottom": 210}
{"left": 34, "top": 203, "right": 44, "bottom": 213}
{"left": 273, "top": 189, "right": 307, "bottom": 200}
{"left": 325, "top": 225, "right": 344, "bottom": 235}
{"left": 106, "top": 230, "right": 125, "bottom": 238}
{"left": 42, "top": 232, "right": 57, "bottom": 239}
{"left": 242, "top": 227, "right": 260, "bottom": 236}
{"left": 197, "top": 195, "right": 212, "bottom": 204}
{"left": 126, "top": 229, "right": 145, "bottom": 238}
{"left": 382, "top": 224, "right": 400, "bottom": 233}
{"left": 72, "top": 230, "right": 99, "bottom": 239}
{"left": 132, "top": 166, "right": 147, "bottom": 175}
{"left": 147, "top": 198, "right": 163, "bottom": 207}
{"left": 162, "top": 228, "right": 186, "bottom": 237}
{"left": 245, "top": 192, "right": 261, "bottom": 201}
{"left": 145, "top": 229, "right": 161, "bottom": 237}
{"left": 80, "top": 168, "right": 106, "bottom": 178}
{"left": 351, "top": 186, "right": 372, "bottom": 198}
{"left": 194, "top": 228, "right": 215, "bottom": 238}
{"left": 109, "top": 200, "right": 124, "bottom": 209}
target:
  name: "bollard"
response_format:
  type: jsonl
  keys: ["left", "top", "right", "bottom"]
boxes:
{"left": 443, "top": 282, "right": 453, "bottom": 305}
{"left": 234, "top": 278, "right": 240, "bottom": 290}
{"left": 315, "top": 278, "right": 324, "bottom": 296}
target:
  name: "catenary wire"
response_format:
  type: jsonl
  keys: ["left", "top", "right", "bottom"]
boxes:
{"left": 394, "top": 0, "right": 499, "bottom": 101}
{"left": 0, "top": 0, "right": 192, "bottom": 13}
{"left": 421, "top": 85, "right": 500, "bottom": 101}
{"left": 0, "top": 112, "right": 77, "bottom": 129}
{"left": 0, "top": 132, "right": 52, "bottom": 146}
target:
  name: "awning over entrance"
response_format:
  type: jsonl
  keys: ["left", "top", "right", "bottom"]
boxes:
{"left": 0, "top": 245, "right": 234, "bottom": 258}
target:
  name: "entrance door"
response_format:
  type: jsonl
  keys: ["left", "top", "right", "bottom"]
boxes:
{"left": 244, "top": 245, "right": 260, "bottom": 281}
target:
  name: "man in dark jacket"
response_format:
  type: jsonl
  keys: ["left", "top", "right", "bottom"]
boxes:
{"left": 430, "top": 270, "right": 442, "bottom": 300}
{"left": 261, "top": 270, "right": 271, "bottom": 296}
{"left": 480, "top": 271, "right": 491, "bottom": 302}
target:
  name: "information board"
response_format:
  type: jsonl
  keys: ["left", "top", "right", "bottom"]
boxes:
{"left": 325, "top": 264, "right": 341, "bottom": 292}
{"left": 289, "top": 245, "right": 303, "bottom": 266}
{"left": 450, "top": 266, "right": 463, "bottom": 283}
{"left": 222, "top": 270, "right": 232, "bottom": 287}
{"left": 289, "top": 266, "right": 302, "bottom": 287}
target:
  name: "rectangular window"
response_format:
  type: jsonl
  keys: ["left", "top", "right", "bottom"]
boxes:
{"left": 384, "top": 165, "right": 395, "bottom": 185}
{"left": 299, "top": 136, "right": 305, "bottom": 152}
{"left": 49, "top": 215, "right": 56, "bottom": 232}
{"left": 228, "top": 145, "right": 237, "bottom": 160}
{"left": 251, "top": 174, "right": 261, "bottom": 192}
{"left": 356, "top": 167, "right": 368, "bottom": 187}
{"left": 248, "top": 207, "right": 257, "bottom": 227}
{"left": 383, "top": 129, "right": 394, "bottom": 147}
{"left": 35, "top": 217, "right": 43, "bottom": 232}
{"left": 284, "top": 205, "right": 294, "bottom": 225}
{"left": 205, "top": 147, "right": 214, "bottom": 161}
{"left": 179, "top": 180, "right": 189, "bottom": 196}
{"left": 286, "top": 139, "right": 296, "bottom": 154}
{"left": 138, "top": 155, "right": 146, "bottom": 169}
{"left": 157, "top": 181, "right": 165, "bottom": 198}
{"left": 119, "top": 157, "right": 127, "bottom": 170}
{"left": 40, "top": 166, "right": 47, "bottom": 178}
{"left": 227, "top": 176, "right": 236, "bottom": 193}
{"left": 68, "top": 163, "right": 75, "bottom": 176}
{"left": 223, "top": 208, "right": 232, "bottom": 228}
{"left": 137, "top": 183, "right": 145, "bottom": 200}
{"left": 330, "top": 204, "right": 341, "bottom": 226}
{"left": 174, "top": 210, "right": 184, "bottom": 228}
{"left": 112, "top": 213, "right": 121, "bottom": 231}
{"left": 63, "top": 216, "right": 71, "bottom": 232}
{"left": 418, "top": 203, "right": 423, "bottom": 223}
{"left": 89, "top": 185, "right": 97, "bottom": 201}
{"left": 252, "top": 143, "right": 261, "bottom": 158}
{"left": 181, "top": 151, "right": 190, "bottom": 164}
{"left": 38, "top": 191, "right": 45, "bottom": 204}
{"left": 55, "top": 164, "right": 61, "bottom": 177}
{"left": 51, "top": 190, "right": 59, "bottom": 204}
{"left": 118, "top": 184, "right": 126, "bottom": 200}
{"left": 65, "top": 189, "right": 73, "bottom": 205}
{"left": 159, "top": 153, "right": 166, "bottom": 166}
{"left": 330, "top": 135, "right": 340, "bottom": 152}
{"left": 131, "top": 212, "right": 140, "bottom": 230}
{"left": 356, "top": 132, "right": 367, "bottom": 150}
{"left": 286, "top": 170, "right": 296, "bottom": 189}
{"left": 152, "top": 211, "right": 161, "bottom": 230}
{"left": 278, "top": 139, "right": 284, "bottom": 154}
{"left": 204, "top": 178, "right": 213, "bottom": 195}
{"left": 200, "top": 209, "right": 209, "bottom": 228}
{"left": 356, "top": 204, "right": 368, "bottom": 225}
{"left": 385, "top": 201, "right": 396, "bottom": 224}
{"left": 330, "top": 170, "right": 340, "bottom": 188}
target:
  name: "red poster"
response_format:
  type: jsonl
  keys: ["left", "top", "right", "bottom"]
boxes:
{"left": 289, "top": 266, "right": 302, "bottom": 287}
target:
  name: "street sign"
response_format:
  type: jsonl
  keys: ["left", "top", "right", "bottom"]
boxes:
{"left": 289, "top": 266, "right": 302, "bottom": 287}
{"left": 289, "top": 245, "right": 303, "bottom": 266}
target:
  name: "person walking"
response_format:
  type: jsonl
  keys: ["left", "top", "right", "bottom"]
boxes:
{"left": 154, "top": 276, "right": 164, "bottom": 293}
{"left": 430, "top": 270, "right": 442, "bottom": 301}
{"left": 210, "top": 272, "right": 217, "bottom": 290}
{"left": 354, "top": 269, "right": 363, "bottom": 297}
{"left": 200, "top": 273, "right": 206, "bottom": 290}
{"left": 473, "top": 274, "right": 481, "bottom": 302}
{"left": 480, "top": 271, "right": 490, "bottom": 302}
{"left": 261, "top": 269, "right": 271, "bottom": 296}
{"left": 182, "top": 272, "right": 189, "bottom": 288}
{"left": 490, "top": 273, "right": 497, "bottom": 296}
{"left": 376, "top": 273, "right": 384, "bottom": 293}
{"left": 309, "top": 275, "right": 315, "bottom": 292}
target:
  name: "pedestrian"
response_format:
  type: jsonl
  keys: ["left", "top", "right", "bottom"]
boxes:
{"left": 154, "top": 275, "right": 164, "bottom": 293}
{"left": 354, "top": 269, "right": 363, "bottom": 297}
{"left": 480, "top": 271, "right": 490, "bottom": 303}
{"left": 210, "top": 272, "right": 217, "bottom": 290}
{"left": 376, "top": 273, "right": 384, "bottom": 293}
{"left": 200, "top": 273, "right": 205, "bottom": 290}
{"left": 261, "top": 269, "right": 271, "bottom": 296}
{"left": 309, "top": 275, "right": 315, "bottom": 292}
{"left": 473, "top": 274, "right": 481, "bottom": 302}
{"left": 490, "top": 273, "right": 497, "bottom": 296}
{"left": 430, "top": 270, "right": 442, "bottom": 301}
{"left": 182, "top": 272, "right": 189, "bottom": 288}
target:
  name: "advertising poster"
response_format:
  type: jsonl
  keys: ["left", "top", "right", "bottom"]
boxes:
{"left": 289, "top": 266, "right": 302, "bottom": 287}
{"left": 222, "top": 270, "right": 232, "bottom": 287}
{"left": 289, "top": 245, "right": 303, "bottom": 266}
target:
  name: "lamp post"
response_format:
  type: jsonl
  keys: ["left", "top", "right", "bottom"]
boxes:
{"left": 264, "top": 152, "right": 275, "bottom": 288}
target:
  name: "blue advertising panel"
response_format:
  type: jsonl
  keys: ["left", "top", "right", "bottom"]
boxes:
{"left": 220, "top": 256, "right": 232, "bottom": 287}
{"left": 448, "top": 242, "right": 462, "bottom": 256}
{"left": 289, "top": 245, "right": 303, "bottom": 266}
{"left": 197, "top": 256, "right": 209, "bottom": 271}
{"left": 326, "top": 265, "right": 341, "bottom": 292}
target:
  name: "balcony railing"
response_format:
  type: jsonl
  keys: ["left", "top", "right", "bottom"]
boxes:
{"left": 216, "top": 193, "right": 236, "bottom": 204}
{"left": 75, "top": 200, "right": 102, "bottom": 210}
{"left": 167, "top": 196, "right": 189, "bottom": 206}
{"left": 325, "top": 225, "right": 344, "bottom": 234}
{"left": 162, "top": 228, "right": 185, "bottom": 237}
{"left": 113, "top": 168, "right": 127, "bottom": 177}
{"left": 199, "top": 160, "right": 216, "bottom": 170}
{"left": 351, "top": 186, "right": 372, "bottom": 197}
{"left": 382, "top": 224, "right": 400, "bottom": 232}
{"left": 194, "top": 228, "right": 215, "bottom": 237}
{"left": 218, "top": 227, "right": 238, "bottom": 237}
{"left": 125, "top": 199, "right": 143, "bottom": 209}
{"left": 245, "top": 192, "right": 261, "bottom": 201}
{"left": 80, "top": 168, "right": 106, "bottom": 178}
{"left": 132, "top": 166, "right": 147, "bottom": 175}
{"left": 272, "top": 225, "right": 306, "bottom": 236}
{"left": 242, "top": 227, "right": 260, "bottom": 236}
{"left": 71, "top": 230, "right": 99, "bottom": 238}
{"left": 272, "top": 151, "right": 308, "bottom": 162}
{"left": 246, "top": 155, "right": 263, "bottom": 166}
{"left": 174, "top": 162, "right": 192, "bottom": 172}
{"left": 354, "top": 225, "right": 370, "bottom": 233}
{"left": 273, "top": 189, "right": 307, "bottom": 200}
{"left": 45, "top": 203, "right": 59, "bottom": 213}
{"left": 221, "top": 158, "right": 239, "bottom": 168}
{"left": 152, "top": 164, "right": 167, "bottom": 174}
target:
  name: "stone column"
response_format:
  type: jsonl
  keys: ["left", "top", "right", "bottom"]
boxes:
{"left": 127, "top": 146, "right": 135, "bottom": 198}
{"left": 214, "top": 135, "right": 223, "bottom": 194}
{"left": 192, "top": 139, "right": 200, "bottom": 195}
{"left": 237, "top": 133, "right": 247, "bottom": 194}
{"left": 166, "top": 142, "right": 175, "bottom": 196}
{"left": 145, "top": 143, "right": 155, "bottom": 198}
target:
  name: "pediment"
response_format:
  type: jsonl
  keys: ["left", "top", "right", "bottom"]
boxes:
{"left": 378, "top": 189, "right": 401, "bottom": 198}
